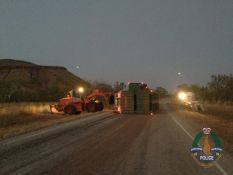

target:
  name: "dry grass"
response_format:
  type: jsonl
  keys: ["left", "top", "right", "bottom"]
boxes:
{"left": 0, "top": 112, "right": 95, "bottom": 140}
{"left": 0, "top": 114, "right": 56, "bottom": 139}
{"left": 0, "top": 102, "right": 53, "bottom": 127}
{"left": 0, "top": 102, "right": 52, "bottom": 116}
{"left": 0, "top": 102, "right": 89, "bottom": 140}
{"left": 203, "top": 103, "right": 233, "bottom": 119}
{"left": 0, "top": 103, "right": 111, "bottom": 140}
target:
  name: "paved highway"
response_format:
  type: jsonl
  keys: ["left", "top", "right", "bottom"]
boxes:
{"left": 0, "top": 104, "right": 232, "bottom": 175}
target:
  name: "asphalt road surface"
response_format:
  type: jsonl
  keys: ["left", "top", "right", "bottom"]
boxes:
{"left": 0, "top": 104, "right": 233, "bottom": 175}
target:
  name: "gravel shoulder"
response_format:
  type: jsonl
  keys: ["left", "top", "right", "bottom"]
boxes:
{"left": 0, "top": 111, "right": 107, "bottom": 140}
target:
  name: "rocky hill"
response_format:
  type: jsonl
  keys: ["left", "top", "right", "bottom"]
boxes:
{"left": 0, "top": 59, "right": 91, "bottom": 102}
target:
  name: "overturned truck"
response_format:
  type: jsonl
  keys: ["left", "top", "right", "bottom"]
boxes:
{"left": 114, "top": 83, "right": 159, "bottom": 115}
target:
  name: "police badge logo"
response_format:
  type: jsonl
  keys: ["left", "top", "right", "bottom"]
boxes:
{"left": 191, "top": 128, "right": 223, "bottom": 168}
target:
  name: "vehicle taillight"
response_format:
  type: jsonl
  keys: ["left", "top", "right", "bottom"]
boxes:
{"left": 118, "top": 107, "right": 122, "bottom": 113}
{"left": 118, "top": 92, "right": 121, "bottom": 98}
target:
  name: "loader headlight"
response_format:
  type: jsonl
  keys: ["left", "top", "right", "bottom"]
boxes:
{"left": 78, "top": 87, "right": 84, "bottom": 94}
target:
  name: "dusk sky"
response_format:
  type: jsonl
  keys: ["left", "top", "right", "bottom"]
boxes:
{"left": 0, "top": 0, "right": 233, "bottom": 92}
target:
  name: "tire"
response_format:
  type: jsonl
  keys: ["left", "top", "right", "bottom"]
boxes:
{"left": 86, "top": 102, "right": 97, "bottom": 112}
{"left": 64, "top": 105, "right": 76, "bottom": 115}
{"left": 75, "top": 111, "right": 82, "bottom": 115}
{"left": 96, "top": 102, "right": 104, "bottom": 111}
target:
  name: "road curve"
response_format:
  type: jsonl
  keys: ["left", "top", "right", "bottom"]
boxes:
{"left": 0, "top": 105, "right": 232, "bottom": 175}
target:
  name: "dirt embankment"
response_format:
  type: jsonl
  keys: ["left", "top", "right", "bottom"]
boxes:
{"left": 168, "top": 103, "right": 233, "bottom": 154}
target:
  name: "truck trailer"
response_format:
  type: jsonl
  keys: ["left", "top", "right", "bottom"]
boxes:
{"left": 114, "top": 83, "right": 159, "bottom": 114}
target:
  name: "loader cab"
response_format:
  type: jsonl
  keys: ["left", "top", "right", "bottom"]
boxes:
{"left": 67, "top": 89, "right": 83, "bottom": 102}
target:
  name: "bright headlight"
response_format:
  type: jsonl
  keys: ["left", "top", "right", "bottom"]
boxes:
{"left": 178, "top": 92, "right": 187, "bottom": 101}
{"left": 78, "top": 87, "right": 84, "bottom": 93}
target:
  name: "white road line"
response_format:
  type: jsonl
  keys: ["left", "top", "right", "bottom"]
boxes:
{"left": 166, "top": 110, "right": 229, "bottom": 175}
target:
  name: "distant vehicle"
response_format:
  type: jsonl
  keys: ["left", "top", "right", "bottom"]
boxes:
{"left": 114, "top": 83, "right": 159, "bottom": 115}
{"left": 50, "top": 88, "right": 107, "bottom": 115}
{"left": 177, "top": 91, "right": 205, "bottom": 112}
{"left": 178, "top": 91, "right": 194, "bottom": 103}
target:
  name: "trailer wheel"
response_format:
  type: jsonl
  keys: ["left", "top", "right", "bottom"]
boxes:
{"left": 86, "top": 102, "right": 97, "bottom": 112}
{"left": 64, "top": 105, "right": 76, "bottom": 115}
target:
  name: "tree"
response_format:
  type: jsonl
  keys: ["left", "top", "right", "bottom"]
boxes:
{"left": 114, "top": 81, "right": 126, "bottom": 91}
{"left": 177, "top": 84, "right": 191, "bottom": 91}
{"left": 91, "top": 81, "right": 113, "bottom": 93}
{"left": 175, "top": 74, "right": 233, "bottom": 102}
{"left": 208, "top": 74, "right": 233, "bottom": 101}
{"left": 156, "top": 87, "right": 168, "bottom": 98}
